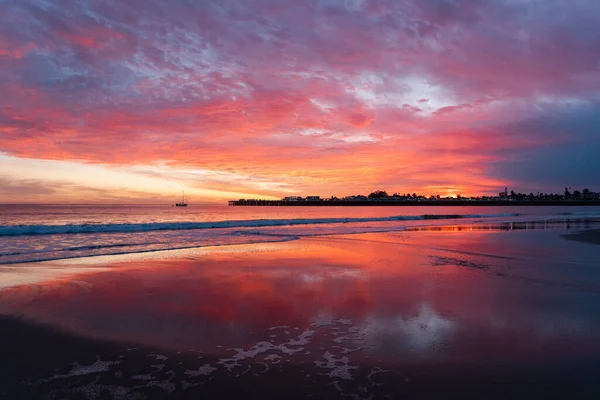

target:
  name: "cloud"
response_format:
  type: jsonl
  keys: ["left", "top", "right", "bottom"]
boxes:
{"left": 487, "top": 102, "right": 600, "bottom": 190}
{"left": 0, "top": 176, "right": 58, "bottom": 197}
{"left": 1, "top": 0, "right": 600, "bottom": 199}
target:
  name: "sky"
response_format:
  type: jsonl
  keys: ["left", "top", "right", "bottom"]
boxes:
{"left": 1, "top": 0, "right": 600, "bottom": 203}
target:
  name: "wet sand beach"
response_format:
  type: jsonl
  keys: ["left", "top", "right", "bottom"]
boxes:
{"left": 563, "top": 228, "right": 600, "bottom": 246}
{"left": 1, "top": 223, "right": 600, "bottom": 399}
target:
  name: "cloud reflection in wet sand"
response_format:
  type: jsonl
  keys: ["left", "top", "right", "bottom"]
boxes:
{"left": 1, "top": 228, "right": 600, "bottom": 367}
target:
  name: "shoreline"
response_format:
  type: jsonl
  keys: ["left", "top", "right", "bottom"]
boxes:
{"left": 229, "top": 199, "right": 600, "bottom": 206}
{"left": 2, "top": 217, "right": 598, "bottom": 267}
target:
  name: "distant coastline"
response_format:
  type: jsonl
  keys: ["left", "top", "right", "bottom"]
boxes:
{"left": 230, "top": 187, "right": 600, "bottom": 206}
{"left": 229, "top": 199, "right": 600, "bottom": 206}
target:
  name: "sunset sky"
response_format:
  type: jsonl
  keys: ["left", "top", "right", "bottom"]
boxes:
{"left": 1, "top": 0, "right": 600, "bottom": 203}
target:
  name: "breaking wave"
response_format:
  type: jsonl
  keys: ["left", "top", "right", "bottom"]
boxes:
{"left": 0, "top": 213, "right": 520, "bottom": 237}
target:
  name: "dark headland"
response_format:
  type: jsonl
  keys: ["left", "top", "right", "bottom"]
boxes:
{"left": 229, "top": 188, "right": 600, "bottom": 206}
{"left": 229, "top": 199, "right": 600, "bottom": 206}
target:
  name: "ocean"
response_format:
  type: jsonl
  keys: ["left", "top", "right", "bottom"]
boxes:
{"left": 1, "top": 204, "right": 600, "bottom": 264}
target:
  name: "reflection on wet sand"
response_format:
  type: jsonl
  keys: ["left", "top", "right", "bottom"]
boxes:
{"left": 563, "top": 228, "right": 600, "bottom": 245}
{"left": 406, "top": 219, "right": 597, "bottom": 232}
{"left": 1, "top": 225, "right": 600, "bottom": 398}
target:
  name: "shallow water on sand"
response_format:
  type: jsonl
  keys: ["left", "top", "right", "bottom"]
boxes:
{"left": 1, "top": 221, "right": 600, "bottom": 398}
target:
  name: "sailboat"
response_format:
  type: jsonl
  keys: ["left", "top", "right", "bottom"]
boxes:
{"left": 175, "top": 190, "right": 188, "bottom": 207}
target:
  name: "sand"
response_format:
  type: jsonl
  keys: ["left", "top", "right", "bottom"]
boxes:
{"left": 563, "top": 228, "right": 600, "bottom": 245}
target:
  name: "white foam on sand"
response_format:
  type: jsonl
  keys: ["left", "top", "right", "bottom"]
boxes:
{"left": 367, "top": 366, "right": 409, "bottom": 386}
{"left": 131, "top": 374, "right": 153, "bottom": 380}
{"left": 150, "top": 364, "right": 165, "bottom": 372}
{"left": 147, "top": 380, "right": 176, "bottom": 394}
{"left": 334, "top": 346, "right": 364, "bottom": 355}
{"left": 287, "top": 329, "right": 315, "bottom": 346}
{"left": 185, "top": 364, "right": 218, "bottom": 377}
{"left": 57, "top": 384, "right": 145, "bottom": 400}
{"left": 263, "top": 354, "right": 282, "bottom": 364}
{"left": 39, "top": 358, "right": 151, "bottom": 400}
{"left": 27, "top": 316, "right": 418, "bottom": 399}
{"left": 217, "top": 329, "right": 315, "bottom": 372}
{"left": 268, "top": 325, "right": 291, "bottom": 330}
{"left": 314, "top": 351, "right": 358, "bottom": 380}
{"left": 38, "top": 358, "right": 122, "bottom": 383}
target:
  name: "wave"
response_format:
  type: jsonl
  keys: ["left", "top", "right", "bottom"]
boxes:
{"left": 0, "top": 251, "right": 23, "bottom": 257}
{"left": 0, "top": 213, "right": 520, "bottom": 237}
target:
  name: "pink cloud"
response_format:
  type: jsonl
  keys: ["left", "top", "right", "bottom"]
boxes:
{"left": 1, "top": 0, "right": 600, "bottom": 198}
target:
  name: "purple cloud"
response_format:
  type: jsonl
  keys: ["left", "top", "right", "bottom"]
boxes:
{"left": 1, "top": 0, "right": 600, "bottom": 196}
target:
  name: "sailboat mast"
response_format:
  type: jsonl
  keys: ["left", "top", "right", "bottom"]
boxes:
{"left": 175, "top": 189, "right": 188, "bottom": 206}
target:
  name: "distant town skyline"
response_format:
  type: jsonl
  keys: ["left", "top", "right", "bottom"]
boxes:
{"left": 257, "top": 187, "right": 600, "bottom": 202}
{"left": 1, "top": 0, "right": 600, "bottom": 203}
